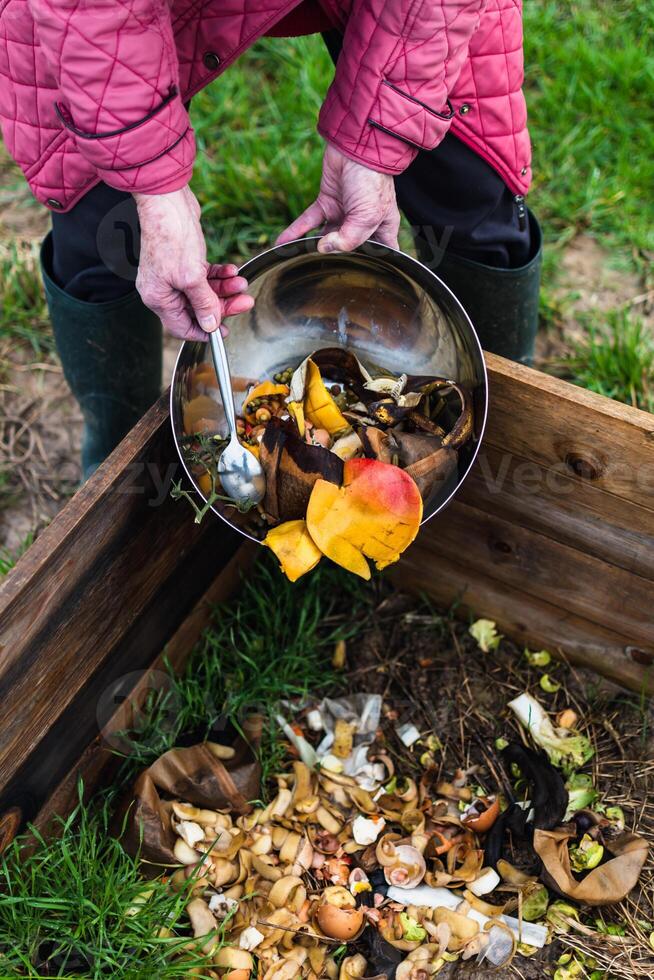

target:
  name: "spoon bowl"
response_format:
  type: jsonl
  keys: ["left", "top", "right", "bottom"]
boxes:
{"left": 217, "top": 433, "right": 266, "bottom": 508}
{"left": 209, "top": 329, "right": 265, "bottom": 508}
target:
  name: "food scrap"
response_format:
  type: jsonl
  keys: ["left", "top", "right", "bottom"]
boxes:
{"left": 120, "top": 686, "right": 648, "bottom": 979}
{"left": 182, "top": 348, "right": 474, "bottom": 580}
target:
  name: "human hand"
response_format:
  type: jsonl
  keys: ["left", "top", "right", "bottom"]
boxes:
{"left": 134, "top": 185, "right": 253, "bottom": 340}
{"left": 276, "top": 142, "right": 401, "bottom": 252}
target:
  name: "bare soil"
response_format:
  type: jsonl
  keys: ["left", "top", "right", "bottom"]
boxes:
{"left": 535, "top": 234, "right": 653, "bottom": 368}
{"left": 0, "top": 320, "right": 180, "bottom": 554}
{"left": 0, "top": 348, "right": 82, "bottom": 553}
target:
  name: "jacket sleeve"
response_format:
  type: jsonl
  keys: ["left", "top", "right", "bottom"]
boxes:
{"left": 28, "top": 0, "right": 195, "bottom": 194}
{"left": 318, "top": 0, "right": 485, "bottom": 174}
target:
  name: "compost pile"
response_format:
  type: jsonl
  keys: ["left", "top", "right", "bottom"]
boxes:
{"left": 119, "top": 633, "right": 650, "bottom": 980}
{"left": 182, "top": 348, "right": 473, "bottom": 580}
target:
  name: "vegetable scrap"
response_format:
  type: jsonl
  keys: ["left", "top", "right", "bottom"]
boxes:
{"left": 119, "top": 688, "right": 648, "bottom": 979}
{"left": 181, "top": 348, "right": 474, "bottom": 580}
{"left": 508, "top": 692, "right": 595, "bottom": 774}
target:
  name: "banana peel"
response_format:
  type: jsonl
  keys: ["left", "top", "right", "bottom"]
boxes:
{"left": 303, "top": 359, "right": 349, "bottom": 434}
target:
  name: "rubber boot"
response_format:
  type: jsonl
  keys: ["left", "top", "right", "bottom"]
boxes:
{"left": 41, "top": 233, "right": 162, "bottom": 478}
{"left": 414, "top": 211, "right": 543, "bottom": 365}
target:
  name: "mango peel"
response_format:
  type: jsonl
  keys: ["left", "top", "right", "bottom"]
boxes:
{"left": 263, "top": 520, "right": 322, "bottom": 582}
{"left": 306, "top": 458, "right": 423, "bottom": 580}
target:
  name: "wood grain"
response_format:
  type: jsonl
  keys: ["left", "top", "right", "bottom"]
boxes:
{"left": 0, "top": 394, "right": 244, "bottom": 816}
{"left": 458, "top": 445, "right": 654, "bottom": 580}
{"left": 398, "top": 354, "right": 654, "bottom": 692}
{"left": 421, "top": 499, "right": 653, "bottom": 646}
{"left": 32, "top": 540, "right": 258, "bottom": 835}
{"left": 483, "top": 354, "right": 654, "bottom": 511}
{"left": 395, "top": 547, "right": 654, "bottom": 693}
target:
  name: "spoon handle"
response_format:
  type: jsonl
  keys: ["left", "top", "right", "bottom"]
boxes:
{"left": 209, "top": 328, "right": 238, "bottom": 438}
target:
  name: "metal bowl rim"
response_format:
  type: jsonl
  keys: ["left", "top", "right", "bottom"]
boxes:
{"left": 170, "top": 236, "right": 489, "bottom": 543}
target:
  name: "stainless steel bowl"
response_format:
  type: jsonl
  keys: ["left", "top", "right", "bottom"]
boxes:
{"left": 171, "top": 238, "right": 488, "bottom": 543}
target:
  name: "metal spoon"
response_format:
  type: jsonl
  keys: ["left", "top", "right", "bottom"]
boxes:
{"left": 208, "top": 328, "right": 265, "bottom": 508}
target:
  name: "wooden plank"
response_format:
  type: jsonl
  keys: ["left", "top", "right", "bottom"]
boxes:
{"left": 417, "top": 499, "right": 654, "bottom": 647}
{"left": 458, "top": 445, "right": 654, "bottom": 581}
{"left": 31, "top": 540, "right": 258, "bottom": 836}
{"left": 483, "top": 354, "right": 654, "bottom": 511}
{"left": 0, "top": 393, "right": 244, "bottom": 816}
{"left": 397, "top": 355, "right": 654, "bottom": 693}
{"left": 395, "top": 547, "right": 654, "bottom": 693}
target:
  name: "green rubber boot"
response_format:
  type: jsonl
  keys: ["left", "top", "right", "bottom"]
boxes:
{"left": 415, "top": 211, "right": 543, "bottom": 365}
{"left": 41, "top": 234, "right": 162, "bottom": 479}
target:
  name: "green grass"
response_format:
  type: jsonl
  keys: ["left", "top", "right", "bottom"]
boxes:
{"left": 560, "top": 309, "right": 654, "bottom": 412}
{"left": 114, "top": 557, "right": 372, "bottom": 788}
{"left": 523, "top": 0, "right": 654, "bottom": 253}
{"left": 188, "top": 2, "right": 654, "bottom": 259}
{"left": 0, "top": 533, "right": 34, "bottom": 576}
{"left": 0, "top": 789, "right": 219, "bottom": 979}
{"left": 0, "top": 558, "right": 375, "bottom": 978}
{"left": 0, "top": 242, "right": 52, "bottom": 358}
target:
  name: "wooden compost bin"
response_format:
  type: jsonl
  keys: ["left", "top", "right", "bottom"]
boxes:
{"left": 0, "top": 353, "right": 652, "bottom": 843}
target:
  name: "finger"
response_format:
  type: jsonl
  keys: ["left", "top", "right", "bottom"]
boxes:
{"left": 137, "top": 279, "right": 206, "bottom": 341}
{"left": 184, "top": 275, "right": 224, "bottom": 332}
{"left": 373, "top": 214, "right": 401, "bottom": 250}
{"left": 275, "top": 199, "right": 325, "bottom": 245}
{"left": 208, "top": 274, "right": 250, "bottom": 298}
{"left": 223, "top": 293, "right": 255, "bottom": 317}
{"left": 207, "top": 263, "right": 241, "bottom": 279}
{"left": 161, "top": 299, "right": 207, "bottom": 341}
{"left": 317, "top": 214, "right": 378, "bottom": 253}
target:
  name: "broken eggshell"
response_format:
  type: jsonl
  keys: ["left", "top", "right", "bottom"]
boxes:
{"left": 461, "top": 796, "right": 501, "bottom": 835}
{"left": 352, "top": 815, "right": 386, "bottom": 846}
{"left": 316, "top": 887, "right": 365, "bottom": 940}
{"left": 376, "top": 838, "right": 426, "bottom": 889}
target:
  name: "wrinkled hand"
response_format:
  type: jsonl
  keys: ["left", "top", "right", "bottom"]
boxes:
{"left": 134, "top": 186, "right": 253, "bottom": 340}
{"left": 277, "top": 143, "right": 401, "bottom": 252}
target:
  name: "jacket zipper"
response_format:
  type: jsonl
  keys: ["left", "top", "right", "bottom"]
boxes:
{"left": 515, "top": 194, "right": 527, "bottom": 231}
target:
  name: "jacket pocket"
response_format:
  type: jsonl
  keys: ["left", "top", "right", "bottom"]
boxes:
{"left": 368, "top": 80, "right": 455, "bottom": 151}
{"left": 54, "top": 88, "right": 189, "bottom": 172}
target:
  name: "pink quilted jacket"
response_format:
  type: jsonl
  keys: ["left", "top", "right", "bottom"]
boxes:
{"left": 0, "top": 0, "right": 531, "bottom": 214}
